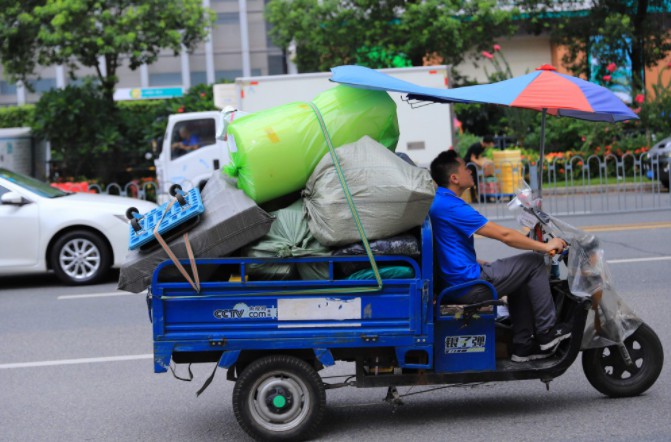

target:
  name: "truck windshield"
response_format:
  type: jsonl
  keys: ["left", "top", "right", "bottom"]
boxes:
{"left": 0, "top": 168, "right": 68, "bottom": 198}
{"left": 171, "top": 118, "right": 216, "bottom": 160}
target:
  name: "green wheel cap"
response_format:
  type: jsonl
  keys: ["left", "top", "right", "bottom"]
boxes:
{"left": 272, "top": 395, "right": 287, "bottom": 408}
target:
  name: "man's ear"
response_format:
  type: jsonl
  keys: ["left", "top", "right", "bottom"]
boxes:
{"left": 449, "top": 173, "right": 459, "bottom": 185}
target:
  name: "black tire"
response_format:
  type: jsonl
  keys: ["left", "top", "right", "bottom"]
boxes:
{"left": 130, "top": 218, "right": 142, "bottom": 232}
{"left": 168, "top": 183, "right": 182, "bottom": 197}
{"left": 233, "top": 355, "right": 325, "bottom": 441}
{"left": 50, "top": 230, "right": 112, "bottom": 285}
{"left": 125, "top": 206, "right": 139, "bottom": 221}
{"left": 582, "top": 323, "right": 663, "bottom": 398}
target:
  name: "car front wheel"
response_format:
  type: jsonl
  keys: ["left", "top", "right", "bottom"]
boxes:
{"left": 50, "top": 230, "right": 111, "bottom": 285}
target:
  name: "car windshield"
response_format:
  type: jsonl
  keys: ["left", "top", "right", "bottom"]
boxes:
{"left": 0, "top": 168, "right": 68, "bottom": 198}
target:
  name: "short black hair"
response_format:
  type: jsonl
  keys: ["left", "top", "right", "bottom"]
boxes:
{"left": 430, "top": 149, "right": 461, "bottom": 187}
{"left": 483, "top": 135, "right": 495, "bottom": 144}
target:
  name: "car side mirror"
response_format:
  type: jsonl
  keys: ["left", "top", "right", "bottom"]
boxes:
{"left": 1, "top": 191, "right": 27, "bottom": 206}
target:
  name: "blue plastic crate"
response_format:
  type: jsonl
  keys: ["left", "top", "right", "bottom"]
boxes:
{"left": 128, "top": 188, "right": 205, "bottom": 250}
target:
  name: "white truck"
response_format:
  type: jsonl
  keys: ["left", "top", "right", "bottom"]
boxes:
{"left": 153, "top": 66, "right": 454, "bottom": 200}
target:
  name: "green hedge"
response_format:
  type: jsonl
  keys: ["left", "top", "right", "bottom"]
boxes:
{"left": 0, "top": 105, "right": 35, "bottom": 128}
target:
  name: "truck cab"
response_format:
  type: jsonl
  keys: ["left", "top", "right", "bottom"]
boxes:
{"left": 154, "top": 111, "right": 225, "bottom": 202}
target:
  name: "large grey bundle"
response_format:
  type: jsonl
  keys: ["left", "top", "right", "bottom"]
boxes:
{"left": 117, "top": 172, "right": 274, "bottom": 293}
{"left": 302, "top": 136, "right": 435, "bottom": 247}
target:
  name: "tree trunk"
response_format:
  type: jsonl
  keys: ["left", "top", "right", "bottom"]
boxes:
{"left": 630, "top": 0, "right": 649, "bottom": 93}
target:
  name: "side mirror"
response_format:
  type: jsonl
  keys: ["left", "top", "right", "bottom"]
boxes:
{"left": 151, "top": 137, "right": 164, "bottom": 157}
{"left": 1, "top": 191, "right": 27, "bottom": 206}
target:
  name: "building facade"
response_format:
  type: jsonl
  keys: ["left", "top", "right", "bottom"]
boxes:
{"left": 1, "top": 1, "right": 669, "bottom": 106}
{"left": 0, "top": 0, "right": 285, "bottom": 107}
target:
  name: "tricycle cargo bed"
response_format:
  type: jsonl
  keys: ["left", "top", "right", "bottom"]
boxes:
{"left": 150, "top": 252, "right": 435, "bottom": 373}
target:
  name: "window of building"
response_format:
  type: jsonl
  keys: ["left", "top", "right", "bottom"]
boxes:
{"left": 0, "top": 81, "right": 17, "bottom": 96}
{"left": 191, "top": 71, "right": 208, "bottom": 86}
{"left": 149, "top": 73, "right": 183, "bottom": 87}
{"left": 215, "top": 69, "right": 261, "bottom": 82}
{"left": 267, "top": 55, "right": 285, "bottom": 75}
{"left": 30, "top": 78, "right": 57, "bottom": 93}
{"left": 216, "top": 12, "right": 240, "bottom": 25}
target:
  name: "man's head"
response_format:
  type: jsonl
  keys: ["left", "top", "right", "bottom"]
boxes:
{"left": 179, "top": 126, "right": 191, "bottom": 139}
{"left": 482, "top": 135, "right": 495, "bottom": 148}
{"left": 430, "top": 149, "right": 474, "bottom": 191}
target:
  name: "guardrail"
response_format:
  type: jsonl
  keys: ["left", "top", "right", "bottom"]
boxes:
{"left": 471, "top": 153, "right": 670, "bottom": 219}
{"left": 55, "top": 153, "right": 670, "bottom": 218}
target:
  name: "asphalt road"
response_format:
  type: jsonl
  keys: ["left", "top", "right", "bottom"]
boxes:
{"left": 1, "top": 210, "right": 670, "bottom": 442}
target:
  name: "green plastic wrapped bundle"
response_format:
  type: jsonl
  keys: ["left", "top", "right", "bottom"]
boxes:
{"left": 242, "top": 200, "right": 332, "bottom": 280}
{"left": 224, "top": 85, "right": 399, "bottom": 203}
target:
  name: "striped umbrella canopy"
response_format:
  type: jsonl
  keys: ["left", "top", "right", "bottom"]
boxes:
{"left": 330, "top": 64, "right": 639, "bottom": 197}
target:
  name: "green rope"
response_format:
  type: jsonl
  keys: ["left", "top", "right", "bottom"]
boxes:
{"left": 307, "top": 102, "right": 383, "bottom": 290}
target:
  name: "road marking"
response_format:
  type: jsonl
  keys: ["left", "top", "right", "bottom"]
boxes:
{"left": 580, "top": 222, "right": 671, "bottom": 233}
{"left": 478, "top": 221, "right": 671, "bottom": 239}
{"left": 58, "top": 291, "right": 137, "bottom": 300}
{"left": 607, "top": 256, "right": 671, "bottom": 264}
{"left": 0, "top": 354, "right": 153, "bottom": 370}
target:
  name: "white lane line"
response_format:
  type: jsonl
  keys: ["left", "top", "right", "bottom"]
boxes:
{"left": 57, "top": 291, "right": 137, "bottom": 300}
{"left": 607, "top": 256, "right": 671, "bottom": 264}
{"left": 0, "top": 354, "right": 153, "bottom": 370}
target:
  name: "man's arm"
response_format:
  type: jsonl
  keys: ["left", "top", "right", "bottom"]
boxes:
{"left": 477, "top": 221, "right": 566, "bottom": 254}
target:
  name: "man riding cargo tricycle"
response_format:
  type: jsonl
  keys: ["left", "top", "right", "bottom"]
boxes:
{"left": 139, "top": 66, "right": 663, "bottom": 441}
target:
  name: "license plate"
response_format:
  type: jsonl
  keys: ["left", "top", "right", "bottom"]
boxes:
{"left": 444, "top": 335, "right": 486, "bottom": 354}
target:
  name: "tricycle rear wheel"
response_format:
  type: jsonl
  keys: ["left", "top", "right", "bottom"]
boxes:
{"left": 582, "top": 323, "right": 663, "bottom": 398}
{"left": 232, "top": 355, "right": 325, "bottom": 441}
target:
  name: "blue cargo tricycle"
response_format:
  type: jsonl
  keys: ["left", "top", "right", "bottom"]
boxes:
{"left": 147, "top": 188, "right": 663, "bottom": 441}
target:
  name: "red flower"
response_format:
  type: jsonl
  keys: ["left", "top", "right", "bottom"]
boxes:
{"left": 177, "top": 106, "right": 185, "bottom": 113}
{"left": 482, "top": 51, "right": 494, "bottom": 59}
{"left": 606, "top": 62, "right": 617, "bottom": 73}
{"left": 581, "top": 136, "right": 586, "bottom": 142}
{"left": 493, "top": 44, "right": 501, "bottom": 52}
{"left": 602, "top": 75, "right": 612, "bottom": 82}
{"left": 200, "top": 92, "right": 206, "bottom": 98}
{"left": 634, "top": 94, "right": 645, "bottom": 104}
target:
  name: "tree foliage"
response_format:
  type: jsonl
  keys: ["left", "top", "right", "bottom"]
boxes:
{"left": 0, "top": 0, "right": 215, "bottom": 101}
{"left": 517, "top": 0, "right": 671, "bottom": 93}
{"left": 265, "top": 0, "right": 517, "bottom": 72}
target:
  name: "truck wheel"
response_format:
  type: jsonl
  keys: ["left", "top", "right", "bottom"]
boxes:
{"left": 50, "top": 230, "right": 111, "bottom": 285}
{"left": 582, "top": 323, "right": 663, "bottom": 398}
{"left": 233, "top": 355, "right": 325, "bottom": 441}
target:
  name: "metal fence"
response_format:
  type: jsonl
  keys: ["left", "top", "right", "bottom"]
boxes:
{"left": 69, "top": 153, "right": 670, "bottom": 219}
{"left": 472, "top": 154, "right": 670, "bottom": 219}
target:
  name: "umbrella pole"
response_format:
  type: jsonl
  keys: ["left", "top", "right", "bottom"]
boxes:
{"left": 536, "top": 108, "right": 547, "bottom": 202}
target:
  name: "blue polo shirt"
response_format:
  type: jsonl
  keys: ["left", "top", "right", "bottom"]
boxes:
{"left": 429, "top": 187, "right": 488, "bottom": 288}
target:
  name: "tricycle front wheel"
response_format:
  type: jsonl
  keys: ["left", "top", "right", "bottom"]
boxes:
{"left": 582, "top": 323, "right": 663, "bottom": 398}
{"left": 233, "top": 355, "right": 326, "bottom": 441}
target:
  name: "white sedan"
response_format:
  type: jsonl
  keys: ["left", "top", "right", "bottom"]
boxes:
{"left": 0, "top": 168, "right": 157, "bottom": 285}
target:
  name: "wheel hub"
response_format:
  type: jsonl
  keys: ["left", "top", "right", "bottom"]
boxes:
{"left": 265, "top": 386, "right": 293, "bottom": 414}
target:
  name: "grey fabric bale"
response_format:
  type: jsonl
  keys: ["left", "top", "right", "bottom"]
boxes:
{"left": 302, "top": 136, "right": 435, "bottom": 246}
{"left": 117, "top": 172, "right": 274, "bottom": 293}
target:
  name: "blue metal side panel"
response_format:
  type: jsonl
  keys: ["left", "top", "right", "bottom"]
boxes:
{"left": 150, "top": 224, "right": 437, "bottom": 370}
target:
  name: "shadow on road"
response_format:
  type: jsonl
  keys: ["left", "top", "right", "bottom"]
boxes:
{"left": 0, "top": 269, "right": 120, "bottom": 289}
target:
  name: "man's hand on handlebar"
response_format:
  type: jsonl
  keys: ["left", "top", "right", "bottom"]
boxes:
{"left": 546, "top": 237, "right": 568, "bottom": 256}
